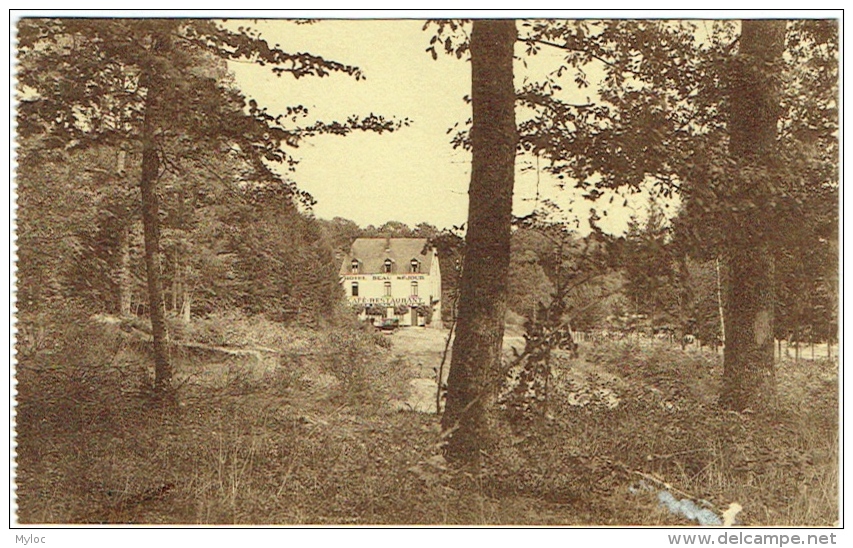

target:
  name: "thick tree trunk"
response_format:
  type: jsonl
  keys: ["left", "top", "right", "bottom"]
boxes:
{"left": 139, "top": 70, "right": 172, "bottom": 391}
{"left": 721, "top": 246, "right": 776, "bottom": 408}
{"left": 441, "top": 19, "right": 517, "bottom": 465}
{"left": 720, "top": 20, "right": 786, "bottom": 411}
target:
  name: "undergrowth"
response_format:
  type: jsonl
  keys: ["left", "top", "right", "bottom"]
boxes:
{"left": 14, "top": 315, "right": 838, "bottom": 525}
{"left": 544, "top": 339, "right": 839, "bottom": 526}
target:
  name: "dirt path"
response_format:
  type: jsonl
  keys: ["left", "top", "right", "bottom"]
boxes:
{"left": 387, "top": 327, "right": 624, "bottom": 413}
{"left": 386, "top": 327, "right": 450, "bottom": 413}
{"left": 389, "top": 327, "right": 452, "bottom": 380}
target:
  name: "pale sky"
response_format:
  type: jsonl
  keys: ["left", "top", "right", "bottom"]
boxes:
{"left": 227, "top": 19, "right": 663, "bottom": 234}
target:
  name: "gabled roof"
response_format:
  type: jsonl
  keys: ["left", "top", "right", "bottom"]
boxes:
{"left": 341, "top": 238, "right": 433, "bottom": 275}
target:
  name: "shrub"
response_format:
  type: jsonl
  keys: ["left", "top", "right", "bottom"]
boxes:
{"left": 16, "top": 311, "right": 157, "bottom": 523}
{"left": 320, "top": 327, "right": 405, "bottom": 407}
{"left": 496, "top": 338, "right": 839, "bottom": 526}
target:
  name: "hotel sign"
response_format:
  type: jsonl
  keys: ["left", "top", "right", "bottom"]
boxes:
{"left": 341, "top": 274, "right": 426, "bottom": 281}
{"left": 348, "top": 296, "right": 424, "bottom": 305}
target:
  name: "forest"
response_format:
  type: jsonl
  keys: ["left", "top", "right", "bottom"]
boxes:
{"left": 14, "top": 18, "right": 838, "bottom": 526}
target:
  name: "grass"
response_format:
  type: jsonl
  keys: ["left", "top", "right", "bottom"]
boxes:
{"left": 14, "top": 313, "right": 839, "bottom": 525}
{"left": 572, "top": 340, "right": 839, "bottom": 526}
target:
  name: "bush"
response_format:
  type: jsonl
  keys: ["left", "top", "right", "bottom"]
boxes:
{"left": 494, "top": 338, "right": 838, "bottom": 526}
{"left": 16, "top": 310, "right": 158, "bottom": 523}
{"left": 320, "top": 327, "right": 407, "bottom": 407}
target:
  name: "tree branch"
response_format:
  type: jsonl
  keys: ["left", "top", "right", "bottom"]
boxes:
{"left": 525, "top": 37, "right": 619, "bottom": 69}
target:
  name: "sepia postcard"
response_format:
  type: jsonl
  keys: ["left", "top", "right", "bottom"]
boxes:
{"left": 10, "top": 10, "right": 841, "bottom": 541}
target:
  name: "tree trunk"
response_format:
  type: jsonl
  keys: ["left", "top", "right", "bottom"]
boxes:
{"left": 173, "top": 187, "right": 186, "bottom": 316}
{"left": 181, "top": 277, "right": 192, "bottom": 324}
{"left": 171, "top": 248, "right": 179, "bottom": 313}
{"left": 794, "top": 325, "right": 800, "bottom": 362}
{"left": 715, "top": 256, "right": 726, "bottom": 345}
{"left": 118, "top": 225, "right": 132, "bottom": 316}
{"left": 722, "top": 246, "right": 777, "bottom": 408}
{"left": 441, "top": 19, "right": 517, "bottom": 465}
{"left": 139, "top": 68, "right": 172, "bottom": 392}
{"left": 115, "top": 148, "right": 132, "bottom": 317}
{"left": 720, "top": 20, "right": 786, "bottom": 411}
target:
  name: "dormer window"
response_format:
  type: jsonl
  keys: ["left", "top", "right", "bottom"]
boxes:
{"left": 383, "top": 258, "right": 393, "bottom": 273}
{"left": 410, "top": 258, "right": 420, "bottom": 273}
{"left": 351, "top": 259, "right": 359, "bottom": 274}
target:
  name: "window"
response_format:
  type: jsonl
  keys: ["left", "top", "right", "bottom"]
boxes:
{"left": 411, "top": 281, "right": 418, "bottom": 296}
{"left": 384, "top": 281, "right": 392, "bottom": 296}
{"left": 410, "top": 258, "right": 420, "bottom": 273}
{"left": 383, "top": 258, "right": 393, "bottom": 273}
{"left": 351, "top": 259, "right": 359, "bottom": 274}
{"left": 351, "top": 282, "right": 359, "bottom": 297}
